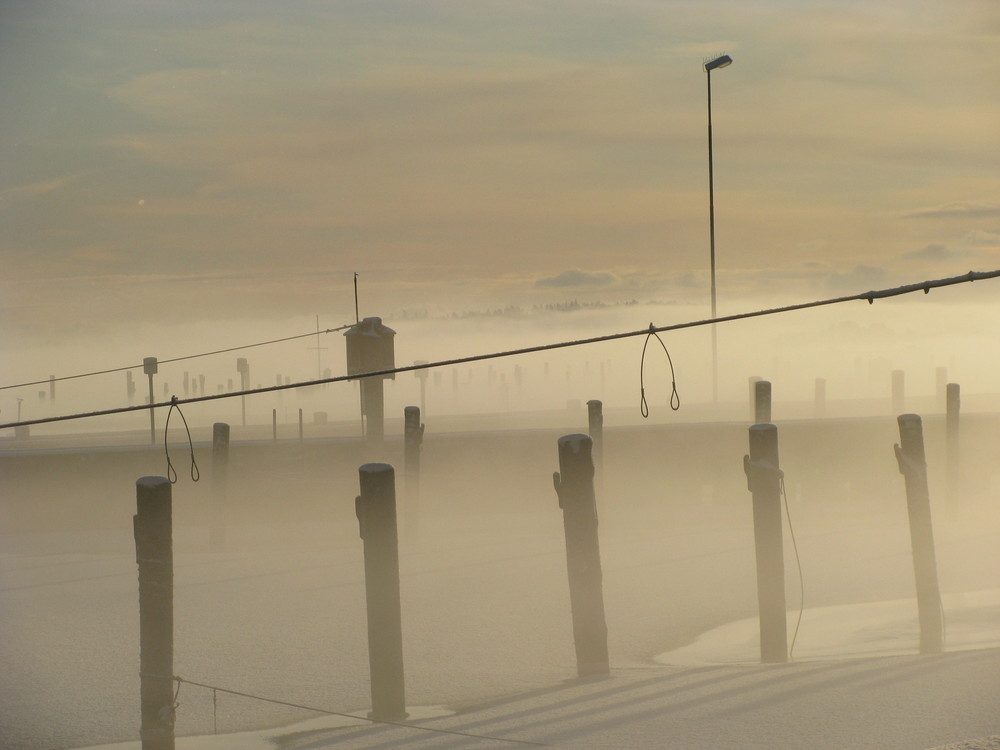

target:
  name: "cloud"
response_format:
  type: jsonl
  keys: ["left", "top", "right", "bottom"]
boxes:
{"left": 902, "top": 202, "right": 1000, "bottom": 220}
{"left": 903, "top": 243, "right": 958, "bottom": 261}
{"left": 0, "top": 174, "right": 83, "bottom": 203}
{"left": 823, "top": 264, "right": 888, "bottom": 292}
{"left": 535, "top": 269, "right": 616, "bottom": 288}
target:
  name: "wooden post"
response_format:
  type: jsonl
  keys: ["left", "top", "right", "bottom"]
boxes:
{"left": 586, "top": 400, "right": 604, "bottom": 487}
{"left": 754, "top": 380, "right": 772, "bottom": 424}
{"left": 552, "top": 434, "right": 609, "bottom": 677}
{"left": 936, "top": 367, "right": 948, "bottom": 407}
{"left": 748, "top": 376, "right": 762, "bottom": 421}
{"left": 894, "top": 414, "right": 944, "bottom": 654}
{"left": 743, "top": 424, "right": 787, "bottom": 663}
{"left": 946, "top": 384, "right": 960, "bottom": 508}
{"left": 355, "top": 464, "right": 407, "bottom": 720}
{"left": 144, "top": 357, "right": 158, "bottom": 445}
{"left": 133, "top": 476, "right": 175, "bottom": 750}
{"left": 892, "top": 370, "right": 905, "bottom": 415}
{"left": 210, "top": 423, "right": 229, "bottom": 552}
{"left": 272, "top": 409, "right": 277, "bottom": 443}
{"left": 814, "top": 378, "right": 826, "bottom": 418}
{"left": 403, "top": 406, "right": 424, "bottom": 542}
{"left": 298, "top": 408, "right": 304, "bottom": 442}
{"left": 362, "top": 379, "right": 385, "bottom": 442}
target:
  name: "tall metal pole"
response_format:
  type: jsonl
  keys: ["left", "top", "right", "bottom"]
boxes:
{"left": 707, "top": 68, "right": 719, "bottom": 405}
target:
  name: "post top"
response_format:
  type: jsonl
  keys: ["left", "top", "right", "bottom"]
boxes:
{"left": 136, "top": 476, "right": 170, "bottom": 489}
{"left": 748, "top": 422, "right": 777, "bottom": 433}
{"left": 359, "top": 462, "right": 394, "bottom": 475}
{"left": 558, "top": 433, "right": 593, "bottom": 453}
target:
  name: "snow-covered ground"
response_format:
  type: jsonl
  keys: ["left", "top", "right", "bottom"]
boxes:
{"left": 3, "top": 428, "right": 999, "bottom": 749}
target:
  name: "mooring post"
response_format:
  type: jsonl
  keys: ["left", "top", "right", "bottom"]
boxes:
{"left": 743, "top": 424, "right": 787, "bottom": 663}
{"left": 355, "top": 464, "right": 407, "bottom": 721}
{"left": 272, "top": 408, "right": 277, "bottom": 443}
{"left": 748, "top": 376, "right": 762, "bottom": 421}
{"left": 892, "top": 370, "right": 905, "bottom": 415}
{"left": 814, "top": 378, "right": 826, "bottom": 418}
{"left": 586, "top": 400, "right": 604, "bottom": 489}
{"left": 552, "top": 434, "right": 609, "bottom": 677}
{"left": 144, "top": 357, "right": 158, "bottom": 445}
{"left": 298, "top": 408, "right": 304, "bottom": 442}
{"left": 133, "top": 476, "right": 175, "bottom": 750}
{"left": 210, "top": 423, "right": 229, "bottom": 552}
{"left": 754, "top": 380, "right": 772, "bottom": 424}
{"left": 403, "top": 406, "right": 424, "bottom": 542}
{"left": 894, "top": 414, "right": 944, "bottom": 654}
{"left": 946, "top": 384, "right": 960, "bottom": 508}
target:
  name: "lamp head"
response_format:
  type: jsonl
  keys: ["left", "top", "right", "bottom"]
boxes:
{"left": 704, "top": 54, "right": 733, "bottom": 72}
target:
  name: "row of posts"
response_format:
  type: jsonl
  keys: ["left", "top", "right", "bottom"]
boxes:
{"left": 753, "top": 378, "right": 963, "bottom": 501}
{"left": 134, "top": 402, "right": 949, "bottom": 747}
{"left": 750, "top": 369, "right": 957, "bottom": 421}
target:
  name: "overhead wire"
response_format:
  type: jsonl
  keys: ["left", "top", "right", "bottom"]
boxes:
{"left": 3, "top": 269, "right": 998, "bottom": 430}
{"left": 0, "top": 324, "right": 354, "bottom": 391}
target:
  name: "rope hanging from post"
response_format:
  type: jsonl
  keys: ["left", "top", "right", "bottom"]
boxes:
{"left": 779, "top": 476, "right": 804, "bottom": 659}
{"left": 639, "top": 323, "right": 681, "bottom": 418}
{"left": 164, "top": 396, "right": 200, "bottom": 483}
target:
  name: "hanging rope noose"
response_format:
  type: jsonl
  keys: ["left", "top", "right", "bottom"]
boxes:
{"left": 639, "top": 323, "right": 681, "bottom": 418}
{"left": 164, "top": 396, "right": 200, "bottom": 483}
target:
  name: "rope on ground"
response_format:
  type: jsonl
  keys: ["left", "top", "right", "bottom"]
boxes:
{"left": 153, "top": 673, "right": 547, "bottom": 746}
{"left": 5, "top": 269, "right": 998, "bottom": 429}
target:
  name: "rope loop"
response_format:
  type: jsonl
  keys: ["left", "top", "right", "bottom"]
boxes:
{"left": 639, "top": 323, "right": 681, "bottom": 418}
{"left": 164, "top": 396, "right": 200, "bottom": 484}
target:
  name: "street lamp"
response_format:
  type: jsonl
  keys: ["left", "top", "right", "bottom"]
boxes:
{"left": 705, "top": 53, "right": 732, "bottom": 406}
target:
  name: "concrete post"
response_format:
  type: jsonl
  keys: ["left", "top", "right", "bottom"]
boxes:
{"left": 133, "top": 476, "right": 175, "bottom": 750}
{"left": 748, "top": 376, "right": 762, "bottom": 421}
{"left": 403, "top": 406, "right": 424, "bottom": 542}
{"left": 743, "top": 424, "right": 787, "bottom": 663}
{"left": 894, "top": 414, "right": 944, "bottom": 654}
{"left": 552, "top": 434, "right": 609, "bottom": 677}
{"left": 362, "top": 379, "right": 385, "bottom": 442}
{"left": 892, "top": 370, "right": 905, "bottom": 415}
{"left": 586, "top": 400, "right": 604, "bottom": 485}
{"left": 754, "top": 380, "right": 772, "bottom": 424}
{"left": 144, "top": 357, "right": 158, "bottom": 445}
{"left": 946, "top": 384, "right": 960, "bottom": 508}
{"left": 210, "top": 423, "right": 229, "bottom": 552}
{"left": 356, "top": 464, "right": 407, "bottom": 720}
{"left": 814, "top": 378, "right": 826, "bottom": 418}
{"left": 936, "top": 367, "right": 948, "bottom": 407}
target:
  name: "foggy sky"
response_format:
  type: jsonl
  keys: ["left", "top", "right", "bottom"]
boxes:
{"left": 2, "top": 0, "right": 999, "bottom": 348}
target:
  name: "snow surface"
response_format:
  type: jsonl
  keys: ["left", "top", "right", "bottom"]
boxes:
{"left": 656, "top": 588, "right": 1000, "bottom": 665}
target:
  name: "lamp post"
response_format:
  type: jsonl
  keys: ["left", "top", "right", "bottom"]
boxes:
{"left": 705, "top": 53, "right": 732, "bottom": 406}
